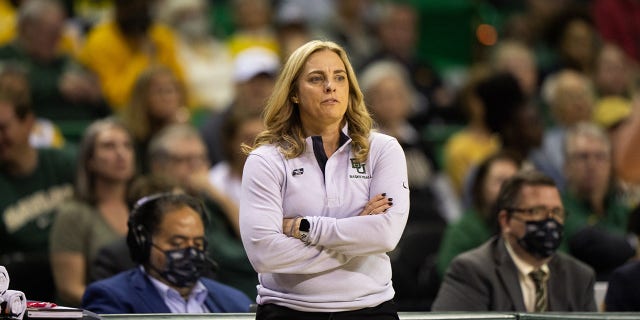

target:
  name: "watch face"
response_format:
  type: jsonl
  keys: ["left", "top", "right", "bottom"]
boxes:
{"left": 300, "top": 218, "right": 310, "bottom": 232}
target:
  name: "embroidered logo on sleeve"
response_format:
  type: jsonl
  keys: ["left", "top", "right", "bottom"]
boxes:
{"left": 292, "top": 168, "right": 304, "bottom": 176}
{"left": 349, "top": 158, "right": 371, "bottom": 179}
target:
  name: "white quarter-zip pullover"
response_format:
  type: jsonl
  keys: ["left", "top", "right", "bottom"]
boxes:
{"left": 240, "top": 128, "right": 409, "bottom": 312}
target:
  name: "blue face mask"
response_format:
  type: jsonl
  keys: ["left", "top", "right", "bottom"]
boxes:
{"left": 517, "top": 218, "right": 563, "bottom": 258}
{"left": 155, "top": 246, "right": 207, "bottom": 287}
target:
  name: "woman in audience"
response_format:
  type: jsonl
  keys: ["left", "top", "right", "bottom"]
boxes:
{"left": 436, "top": 151, "right": 521, "bottom": 277}
{"left": 121, "top": 66, "right": 189, "bottom": 173}
{"left": 442, "top": 64, "right": 499, "bottom": 197}
{"left": 50, "top": 118, "right": 136, "bottom": 306}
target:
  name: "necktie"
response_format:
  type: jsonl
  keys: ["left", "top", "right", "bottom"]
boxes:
{"left": 529, "top": 269, "right": 547, "bottom": 312}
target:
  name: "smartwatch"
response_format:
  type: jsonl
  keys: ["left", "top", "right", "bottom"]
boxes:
{"left": 299, "top": 218, "right": 310, "bottom": 243}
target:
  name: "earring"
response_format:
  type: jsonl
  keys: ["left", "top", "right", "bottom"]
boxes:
{"left": 291, "top": 96, "right": 299, "bottom": 104}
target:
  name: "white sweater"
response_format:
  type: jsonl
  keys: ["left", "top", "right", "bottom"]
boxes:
{"left": 239, "top": 129, "right": 410, "bottom": 312}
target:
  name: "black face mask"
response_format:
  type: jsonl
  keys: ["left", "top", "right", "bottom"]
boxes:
{"left": 516, "top": 218, "right": 563, "bottom": 258}
{"left": 153, "top": 246, "right": 207, "bottom": 288}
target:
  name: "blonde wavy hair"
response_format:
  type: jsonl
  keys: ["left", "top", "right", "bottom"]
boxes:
{"left": 243, "top": 40, "right": 372, "bottom": 163}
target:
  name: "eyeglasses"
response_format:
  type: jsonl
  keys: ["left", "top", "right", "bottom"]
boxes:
{"left": 166, "top": 154, "right": 208, "bottom": 166}
{"left": 507, "top": 206, "right": 566, "bottom": 223}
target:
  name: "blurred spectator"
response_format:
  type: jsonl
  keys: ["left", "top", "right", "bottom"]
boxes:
{"left": 0, "top": 64, "right": 66, "bottom": 149}
{"left": 227, "top": 0, "right": 278, "bottom": 56}
{"left": 148, "top": 125, "right": 234, "bottom": 229}
{"left": 121, "top": 66, "right": 189, "bottom": 174}
{"left": 479, "top": 72, "right": 543, "bottom": 165}
{"left": 501, "top": 0, "right": 572, "bottom": 73}
{"left": 148, "top": 124, "right": 258, "bottom": 298}
{"left": 489, "top": 40, "right": 539, "bottom": 100}
{"left": 437, "top": 151, "right": 521, "bottom": 278}
{"left": 443, "top": 64, "right": 499, "bottom": 196}
{"left": 0, "top": 66, "right": 75, "bottom": 302}
{"left": 594, "top": 43, "right": 634, "bottom": 99}
{"left": 50, "top": 118, "right": 135, "bottom": 306}
{"left": 321, "top": 0, "right": 378, "bottom": 69}
{"left": 200, "top": 46, "right": 279, "bottom": 166}
{"left": 457, "top": 71, "right": 543, "bottom": 210}
{"left": 360, "top": 59, "right": 446, "bottom": 310}
{"left": 592, "top": 43, "right": 634, "bottom": 133}
{"left": 561, "top": 122, "right": 634, "bottom": 281}
{"left": 543, "top": 5, "right": 599, "bottom": 77}
{"left": 0, "top": 0, "right": 109, "bottom": 127}
{"left": 273, "top": 0, "right": 333, "bottom": 31}
{"left": 433, "top": 170, "right": 597, "bottom": 311}
{"left": 273, "top": 2, "right": 315, "bottom": 61}
{"left": 530, "top": 69, "right": 595, "bottom": 189}
{"left": 360, "top": 59, "right": 437, "bottom": 186}
{"left": 78, "top": 0, "right": 186, "bottom": 111}
{"left": 208, "top": 108, "right": 263, "bottom": 207}
{"left": 593, "top": 0, "right": 640, "bottom": 65}
{"left": 156, "top": 0, "right": 234, "bottom": 113}
{"left": 360, "top": 1, "right": 458, "bottom": 127}
{"left": 0, "top": 0, "right": 82, "bottom": 55}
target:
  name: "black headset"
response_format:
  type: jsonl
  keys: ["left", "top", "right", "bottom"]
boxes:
{"left": 126, "top": 192, "right": 209, "bottom": 264}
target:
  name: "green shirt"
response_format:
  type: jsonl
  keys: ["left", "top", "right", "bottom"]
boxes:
{"left": 203, "top": 198, "right": 257, "bottom": 299}
{"left": 50, "top": 199, "right": 123, "bottom": 277}
{"left": 0, "top": 148, "right": 75, "bottom": 254}
{"left": 436, "top": 209, "right": 494, "bottom": 277}
{"left": 0, "top": 43, "right": 110, "bottom": 122}
{"left": 561, "top": 191, "right": 631, "bottom": 247}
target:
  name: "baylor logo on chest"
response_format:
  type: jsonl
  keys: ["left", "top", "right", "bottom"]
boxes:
{"left": 349, "top": 158, "right": 371, "bottom": 179}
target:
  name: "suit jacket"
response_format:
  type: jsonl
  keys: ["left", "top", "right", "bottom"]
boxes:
{"left": 431, "top": 236, "right": 597, "bottom": 311}
{"left": 82, "top": 268, "right": 252, "bottom": 314}
{"left": 604, "top": 260, "right": 640, "bottom": 311}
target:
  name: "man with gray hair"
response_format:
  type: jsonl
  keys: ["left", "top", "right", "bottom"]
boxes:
{"left": 0, "top": 0, "right": 108, "bottom": 128}
{"left": 560, "top": 121, "right": 634, "bottom": 281}
{"left": 148, "top": 123, "right": 258, "bottom": 298}
{"left": 531, "top": 69, "right": 595, "bottom": 189}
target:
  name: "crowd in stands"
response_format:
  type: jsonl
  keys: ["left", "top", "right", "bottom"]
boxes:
{"left": 1, "top": 0, "right": 640, "bottom": 313}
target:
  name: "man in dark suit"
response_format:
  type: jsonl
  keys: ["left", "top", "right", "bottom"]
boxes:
{"left": 81, "top": 193, "right": 251, "bottom": 313}
{"left": 432, "top": 170, "right": 597, "bottom": 311}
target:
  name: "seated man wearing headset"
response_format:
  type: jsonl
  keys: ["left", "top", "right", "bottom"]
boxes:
{"left": 81, "top": 193, "right": 251, "bottom": 313}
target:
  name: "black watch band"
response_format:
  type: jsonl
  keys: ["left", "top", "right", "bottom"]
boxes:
{"left": 299, "top": 218, "right": 310, "bottom": 243}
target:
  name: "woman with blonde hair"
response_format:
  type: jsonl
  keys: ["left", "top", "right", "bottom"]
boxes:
{"left": 240, "top": 40, "right": 409, "bottom": 319}
{"left": 121, "top": 66, "right": 189, "bottom": 173}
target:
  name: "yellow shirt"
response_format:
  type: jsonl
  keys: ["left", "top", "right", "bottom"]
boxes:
{"left": 0, "top": 0, "right": 16, "bottom": 47}
{"left": 78, "top": 20, "right": 186, "bottom": 110}
{"left": 443, "top": 129, "right": 500, "bottom": 195}
{"left": 227, "top": 30, "right": 279, "bottom": 57}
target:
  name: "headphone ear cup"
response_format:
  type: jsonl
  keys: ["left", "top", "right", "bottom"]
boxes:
{"left": 127, "top": 220, "right": 149, "bottom": 264}
{"left": 127, "top": 204, "right": 153, "bottom": 264}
